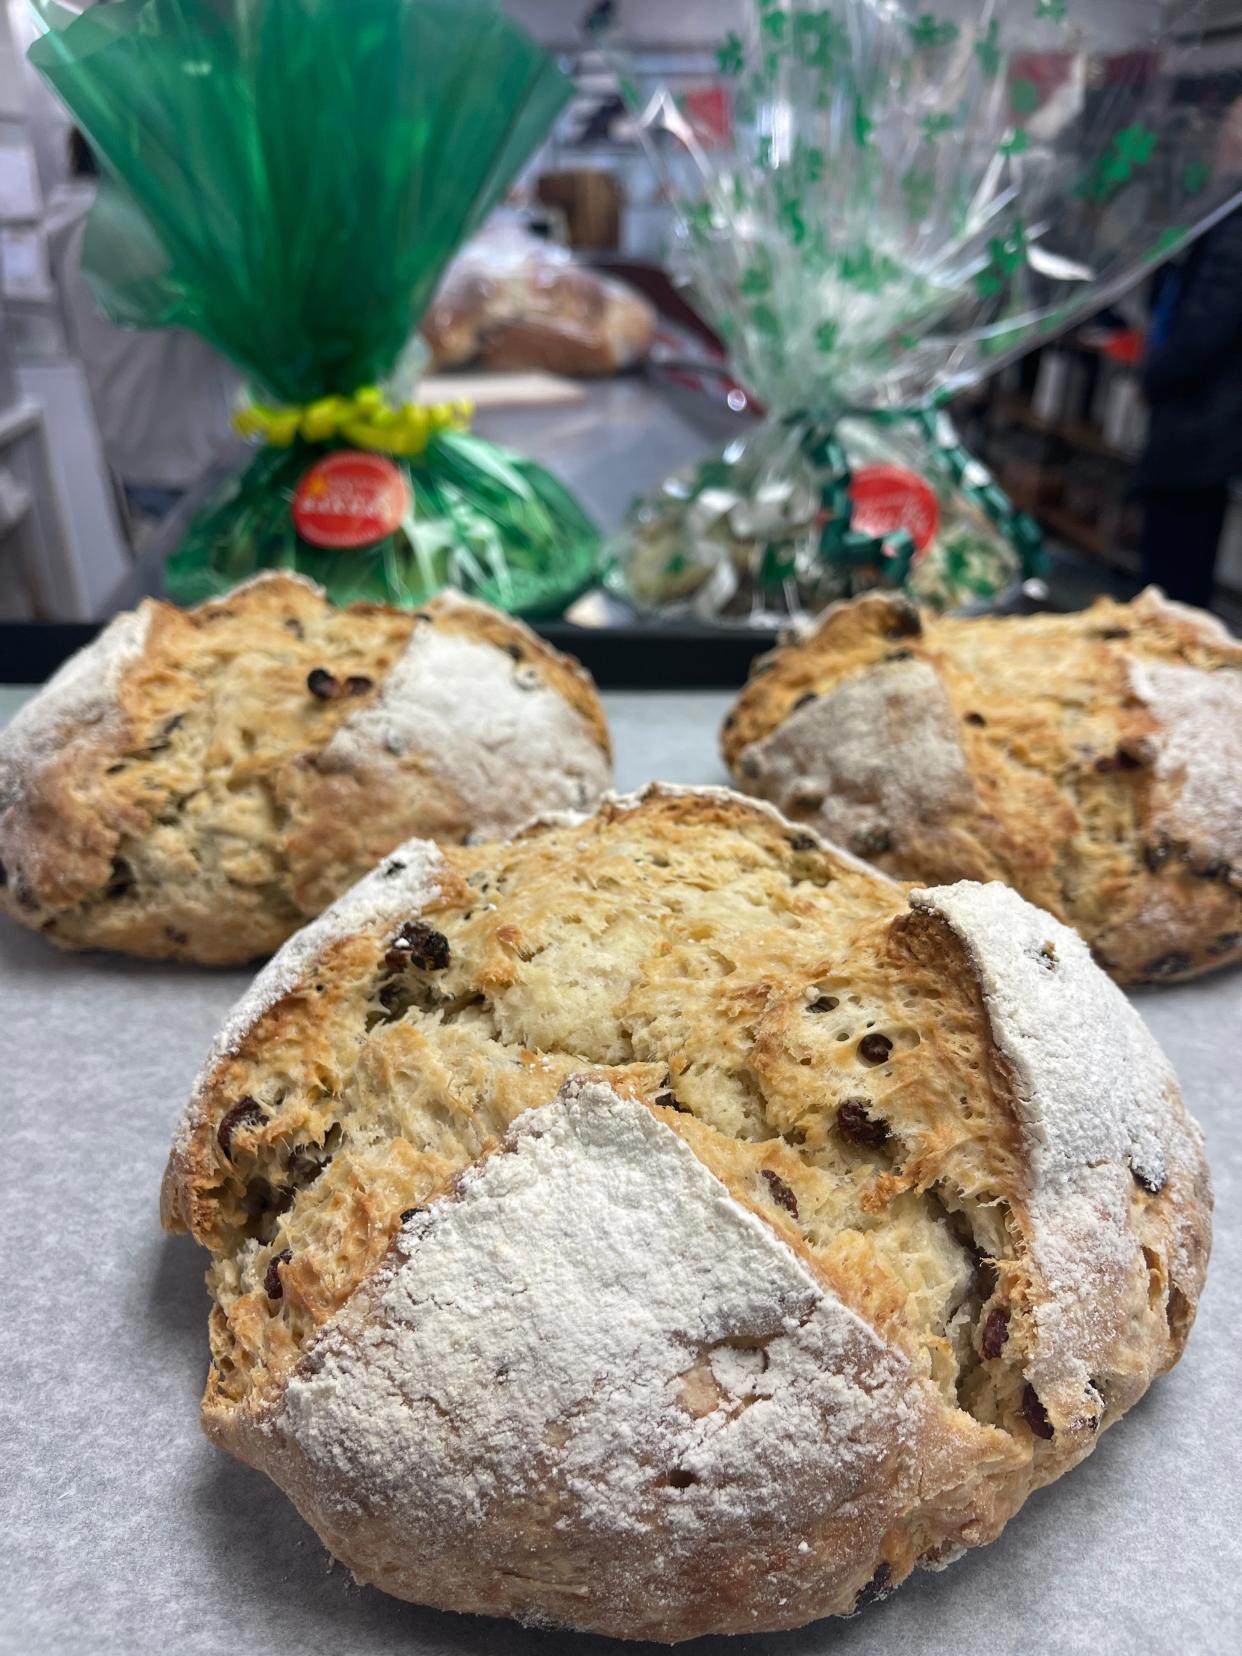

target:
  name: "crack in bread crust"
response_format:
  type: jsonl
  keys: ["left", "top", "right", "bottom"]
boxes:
{"left": 165, "top": 786, "right": 1210, "bottom": 1641}
{"left": 0, "top": 575, "right": 611, "bottom": 963}
{"left": 723, "top": 589, "right": 1242, "bottom": 984}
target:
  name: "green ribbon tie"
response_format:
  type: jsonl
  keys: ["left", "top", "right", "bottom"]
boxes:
{"left": 787, "top": 397, "right": 1046, "bottom": 594}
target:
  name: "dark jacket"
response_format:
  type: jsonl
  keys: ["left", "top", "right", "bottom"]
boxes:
{"left": 1138, "top": 206, "right": 1242, "bottom": 491}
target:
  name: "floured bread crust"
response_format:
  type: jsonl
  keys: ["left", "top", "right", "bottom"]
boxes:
{"left": 164, "top": 786, "right": 1210, "bottom": 1642}
{"left": 723, "top": 588, "right": 1242, "bottom": 984}
{"left": 0, "top": 574, "right": 611, "bottom": 965}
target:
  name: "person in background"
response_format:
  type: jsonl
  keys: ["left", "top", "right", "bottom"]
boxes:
{"left": 43, "top": 130, "right": 241, "bottom": 536}
{"left": 1136, "top": 99, "right": 1242, "bottom": 609}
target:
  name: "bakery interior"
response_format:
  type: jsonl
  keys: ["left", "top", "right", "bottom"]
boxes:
{"left": 2, "top": 4, "right": 1241, "bottom": 1656}
{"left": 1, "top": 0, "right": 1241, "bottom": 644}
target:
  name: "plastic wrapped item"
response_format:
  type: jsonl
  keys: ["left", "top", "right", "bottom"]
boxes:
{"left": 31, "top": 0, "right": 600, "bottom": 617}
{"left": 422, "top": 223, "right": 657, "bottom": 377}
{"left": 618, "top": 404, "right": 1045, "bottom": 618}
{"left": 606, "top": 0, "right": 1242, "bottom": 622}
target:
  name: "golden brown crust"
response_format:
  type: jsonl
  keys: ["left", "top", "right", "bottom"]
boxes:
{"left": 426, "top": 589, "right": 610, "bottom": 754}
{"left": 0, "top": 575, "right": 611, "bottom": 965}
{"left": 723, "top": 590, "right": 1242, "bottom": 984}
{"left": 424, "top": 261, "right": 654, "bottom": 376}
{"left": 165, "top": 786, "right": 1210, "bottom": 1641}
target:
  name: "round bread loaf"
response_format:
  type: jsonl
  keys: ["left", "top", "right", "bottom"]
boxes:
{"left": 722, "top": 588, "right": 1242, "bottom": 985}
{"left": 0, "top": 574, "right": 610, "bottom": 965}
{"left": 163, "top": 786, "right": 1210, "bottom": 1642}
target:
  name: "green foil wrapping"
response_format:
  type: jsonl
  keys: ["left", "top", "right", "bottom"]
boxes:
{"left": 606, "top": 0, "right": 1242, "bottom": 621}
{"left": 31, "top": 0, "right": 600, "bottom": 615}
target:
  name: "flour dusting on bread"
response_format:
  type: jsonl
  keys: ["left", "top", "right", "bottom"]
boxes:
{"left": 165, "top": 788, "right": 1211, "bottom": 1639}
{"left": 277, "top": 1080, "right": 914, "bottom": 1536}
{"left": 736, "top": 659, "right": 975, "bottom": 857}
{"left": 0, "top": 608, "right": 149, "bottom": 787}
{"left": 724, "top": 590, "right": 1242, "bottom": 983}
{"left": 0, "top": 577, "right": 611, "bottom": 964}
{"left": 1129, "top": 659, "right": 1242, "bottom": 871}
{"left": 324, "top": 612, "right": 610, "bottom": 836}
{"left": 911, "top": 880, "right": 1202, "bottom": 1403}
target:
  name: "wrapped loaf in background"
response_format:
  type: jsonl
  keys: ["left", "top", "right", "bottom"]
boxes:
{"left": 32, "top": 0, "right": 601, "bottom": 618}
{"left": 422, "top": 221, "right": 656, "bottom": 377}
{"left": 606, "top": 0, "right": 1242, "bottom": 623}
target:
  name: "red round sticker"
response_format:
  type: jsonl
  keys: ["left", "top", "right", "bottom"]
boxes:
{"left": 292, "top": 450, "right": 410, "bottom": 550}
{"left": 848, "top": 465, "right": 941, "bottom": 558}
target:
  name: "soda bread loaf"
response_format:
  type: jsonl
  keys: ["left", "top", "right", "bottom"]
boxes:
{"left": 723, "top": 588, "right": 1242, "bottom": 985}
{"left": 0, "top": 573, "right": 610, "bottom": 965}
{"left": 163, "top": 786, "right": 1210, "bottom": 1642}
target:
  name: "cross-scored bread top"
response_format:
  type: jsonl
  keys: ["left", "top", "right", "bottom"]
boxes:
{"left": 0, "top": 573, "right": 610, "bottom": 963}
{"left": 164, "top": 785, "right": 1210, "bottom": 1641}
{"left": 723, "top": 588, "right": 1242, "bottom": 985}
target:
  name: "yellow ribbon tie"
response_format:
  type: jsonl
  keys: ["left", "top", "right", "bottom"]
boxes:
{"left": 233, "top": 386, "right": 473, "bottom": 458}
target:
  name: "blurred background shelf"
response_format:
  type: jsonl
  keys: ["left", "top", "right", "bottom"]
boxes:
{"left": 993, "top": 394, "right": 1139, "bottom": 467}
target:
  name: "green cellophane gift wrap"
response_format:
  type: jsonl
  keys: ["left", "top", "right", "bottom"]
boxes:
{"left": 30, "top": 0, "right": 599, "bottom": 616}
{"left": 605, "top": 0, "right": 1242, "bottom": 622}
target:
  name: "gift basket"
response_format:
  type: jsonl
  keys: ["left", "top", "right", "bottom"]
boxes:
{"left": 31, "top": 0, "right": 600, "bottom": 617}
{"left": 422, "top": 220, "right": 657, "bottom": 377}
{"left": 605, "top": 0, "right": 1242, "bottom": 621}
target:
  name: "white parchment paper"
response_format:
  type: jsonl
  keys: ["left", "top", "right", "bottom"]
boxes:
{"left": 1, "top": 691, "right": 1239, "bottom": 1656}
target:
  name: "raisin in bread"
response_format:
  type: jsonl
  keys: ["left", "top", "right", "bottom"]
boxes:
{"left": 163, "top": 785, "right": 1210, "bottom": 1642}
{"left": 0, "top": 573, "right": 610, "bottom": 964}
{"left": 723, "top": 588, "right": 1242, "bottom": 985}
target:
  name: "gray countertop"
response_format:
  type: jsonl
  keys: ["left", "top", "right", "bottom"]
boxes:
{"left": 2, "top": 690, "right": 1240, "bottom": 1656}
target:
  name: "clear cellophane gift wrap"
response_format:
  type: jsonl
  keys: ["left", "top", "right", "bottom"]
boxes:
{"left": 607, "top": 0, "right": 1242, "bottom": 623}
